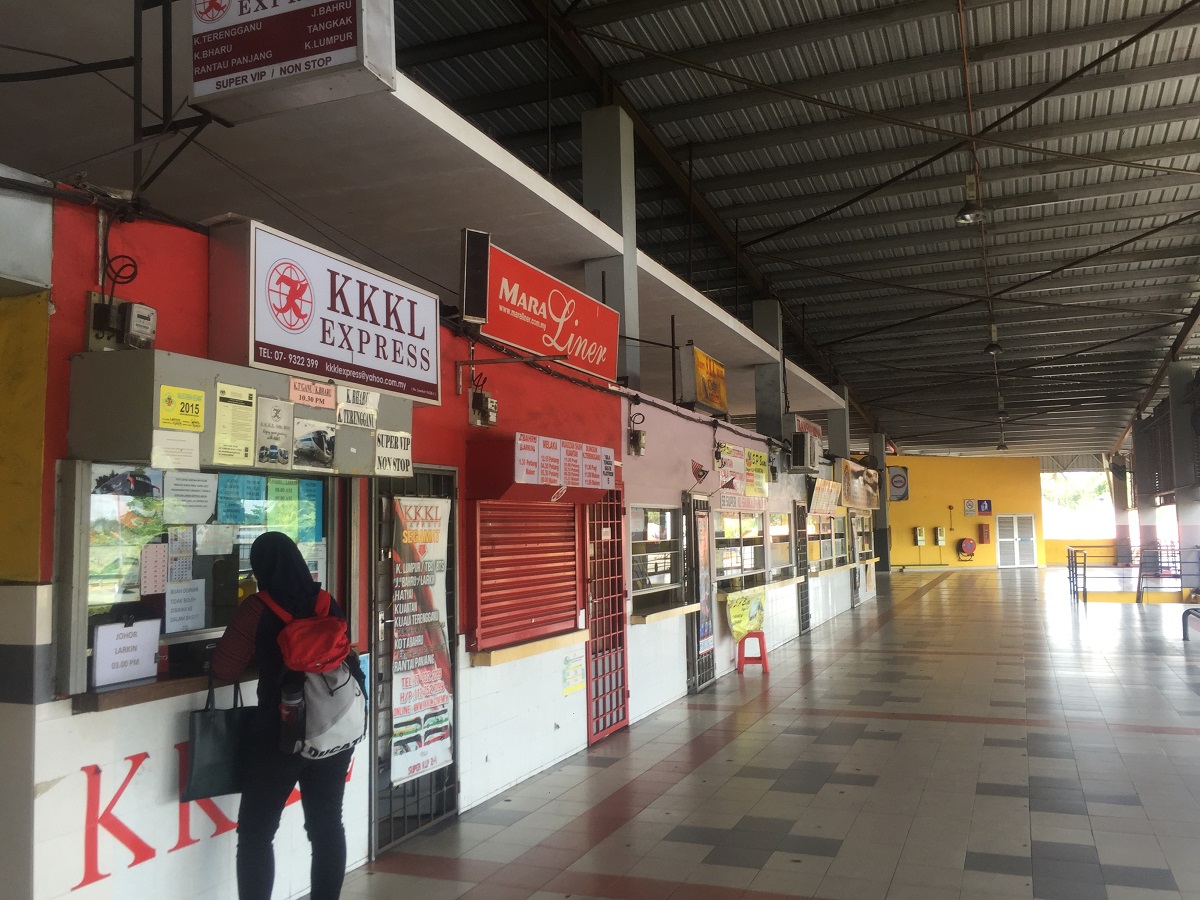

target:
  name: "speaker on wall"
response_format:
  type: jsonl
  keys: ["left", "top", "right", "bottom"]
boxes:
{"left": 460, "top": 229, "right": 490, "bottom": 324}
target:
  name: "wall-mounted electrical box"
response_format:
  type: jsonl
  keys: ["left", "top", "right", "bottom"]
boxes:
{"left": 978, "top": 523, "right": 991, "bottom": 544}
{"left": 468, "top": 389, "right": 498, "bottom": 427}
{"left": 87, "top": 292, "right": 158, "bottom": 352}
{"left": 913, "top": 526, "right": 925, "bottom": 547}
{"left": 934, "top": 526, "right": 947, "bottom": 546}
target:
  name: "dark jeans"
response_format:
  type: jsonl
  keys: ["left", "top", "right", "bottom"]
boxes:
{"left": 236, "top": 735, "right": 354, "bottom": 900}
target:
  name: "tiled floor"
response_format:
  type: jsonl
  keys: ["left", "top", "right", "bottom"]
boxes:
{"left": 345, "top": 570, "right": 1200, "bottom": 899}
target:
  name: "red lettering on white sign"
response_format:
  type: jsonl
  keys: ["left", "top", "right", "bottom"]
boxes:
{"left": 72, "top": 754, "right": 157, "bottom": 890}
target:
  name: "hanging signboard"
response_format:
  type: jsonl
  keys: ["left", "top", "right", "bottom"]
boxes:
{"left": 681, "top": 344, "right": 728, "bottom": 415}
{"left": 888, "top": 466, "right": 909, "bottom": 501}
{"left": 210, "top": 221, "right": 441, "bottom": 403}
{"left": 391, "top": 497, "right": 453, "bottom": 786}
{"left": 840, "top": 458, "right": 881, "bottom": 510}
{"left": 482, "top": 245, "right": 620, "bottom": 382}
{"left": 809, "top": 478, "right": 842, "bottom": 516}
{"left": 190, "top": 0, "right": 396, "bottom": 123}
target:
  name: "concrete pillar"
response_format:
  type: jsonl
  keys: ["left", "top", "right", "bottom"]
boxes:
{"left": 752, "top": 298, "right": 785, "bottom": 441}
{"left": 581, "top": 106, "right": 640, "bottom": 389}
{"left": 1111, "top": 458, "right": 1133, "bottom": 566}
{"left": 1169, "top": 362, "right": 1200, "bottom": 588}
{"left": 1131, "top": 418, "right": 1159, "bottom": 559}
{"left": 827, "top": 388, "right": 851, "bottom": 461}
{"left": 870, "top": 433, "right": 890, "bottom": 571}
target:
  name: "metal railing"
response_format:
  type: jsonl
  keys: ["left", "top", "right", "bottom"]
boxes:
{"left": 1065, "top": 542, "right": 1189, "bottom": 605}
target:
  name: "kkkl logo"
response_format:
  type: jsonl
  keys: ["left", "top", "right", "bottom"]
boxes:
{"left": 193, "top": 0, "right": 229, "bottom": 24}
{"left": 266, "top": 259, "right": 314, "bottom": 333}
{"left": 72, "top": 746, "right": 355, "bottom": 890}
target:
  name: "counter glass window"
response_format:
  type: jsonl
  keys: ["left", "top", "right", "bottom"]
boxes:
{"left": 630, "top": 506, "right": 683, "bottom": 612}
{"left": 715, "top": 511, "right": 765, "bottom": 587}
{"left": 86, "top": 464, "right": 328, "bottom": 680}
{"left": 767, "top": 512, "right": 795, "bottom": 580}
{"left": 807, "top": 514, "right": 834, "bottom": 574}
{"left": 833, "top": 514, "right": 848, "bottom": 567}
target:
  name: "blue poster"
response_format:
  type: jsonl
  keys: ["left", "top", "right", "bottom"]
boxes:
{"left": 217, "top": 474, "right": 266, "bottom": 525}
{"left": 977, "top": 499, "right": 993, "bottom": 516}
{"left": 298, "top": 479, "right": 324, "bottom": 544}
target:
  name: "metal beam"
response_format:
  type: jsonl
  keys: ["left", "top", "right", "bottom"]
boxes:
{"left": 451, "top": 76, "right": 594, "bottom": 116}
{"left": 396, "top": 22, "right": 544, "bottom": 67}
{"left": 521, "top": 0, "right": 881, "bottom": 431}
{"left": 648, "top": 14, "right": 1200, "bottom": 127}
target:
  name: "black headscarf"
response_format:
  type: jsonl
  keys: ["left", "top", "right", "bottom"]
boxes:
{"left": 250, "top": 531, "right": 320, "bottom": 615}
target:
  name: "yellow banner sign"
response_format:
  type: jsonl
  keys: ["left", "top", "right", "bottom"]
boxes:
{"left": 693, "top": 345, "right": 728, "bottom": 414}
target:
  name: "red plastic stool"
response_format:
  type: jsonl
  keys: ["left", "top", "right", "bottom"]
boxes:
{"left": 737, "top": 631, "right": 769, "bottom": 674}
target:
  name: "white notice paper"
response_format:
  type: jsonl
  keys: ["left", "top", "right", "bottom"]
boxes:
{"left": 150, "top": 429, "right": 200, "bottom": 470}
{"left": 336, "top": 386, "right": 381, "bottom": 409}
{"left": 213, "top": 383, "right": 257, "bottom": 466}
{"left": 165, "top": 581, "right": 205, "bottom": 634}
{"left": 168, "top": 555, "right": 192, "bottom": 583}
{"left": 163, "top": 471, "right": 219, "bottom": 525}
{"left": 195, "top": 523, "right": 236, "bottom": 556}
{"left": 374, "top": 430, "right": 412, "bottom": 477}
{"left": 93, "top": 618, "right": 161, "bottom": 687}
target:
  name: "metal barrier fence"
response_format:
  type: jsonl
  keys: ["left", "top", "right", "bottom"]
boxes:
{"left": 1065, "top": 542, "right": 1192, "bottom": 604}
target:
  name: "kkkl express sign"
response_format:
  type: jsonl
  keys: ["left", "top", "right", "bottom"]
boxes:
{"left": 251, "top": 223, "right": 440, "bottom": 403}
{"left": 483, "top": 245, "right": 620, "bottom": 382}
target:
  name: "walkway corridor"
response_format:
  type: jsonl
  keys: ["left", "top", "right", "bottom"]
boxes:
{"left": 348, "top": 572, "right": 1200, "bottom": 900}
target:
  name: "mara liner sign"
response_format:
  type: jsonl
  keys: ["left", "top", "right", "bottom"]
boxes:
{"left": 483, "top": 246, "right": 620, "bottom": 382}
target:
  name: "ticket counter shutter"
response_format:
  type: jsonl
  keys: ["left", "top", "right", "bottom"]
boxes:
{"left": 475, "top": 501, "right": 581, "bottom": 650}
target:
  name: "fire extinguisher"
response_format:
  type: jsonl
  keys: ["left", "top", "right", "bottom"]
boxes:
{"left": 958, "top": 537, "right": 977, "bottom": 561}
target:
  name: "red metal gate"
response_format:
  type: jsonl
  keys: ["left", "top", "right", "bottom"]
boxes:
{"left": 585, "top": 489, "right": 628, "bottom": 743}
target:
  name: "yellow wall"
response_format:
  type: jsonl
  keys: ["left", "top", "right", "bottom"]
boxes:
{"left": 886, "top": 454, "right": 1045, "bottom": 568}
{"left": 0, "top": 294, "right": 49, "bottom": 582}
{"left": 1044, "top": 538, "right": 1117, "bottom": 566}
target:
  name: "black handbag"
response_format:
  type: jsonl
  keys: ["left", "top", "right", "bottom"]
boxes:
{"left": 180, "top": 676, "right": 255, "bottom": 802}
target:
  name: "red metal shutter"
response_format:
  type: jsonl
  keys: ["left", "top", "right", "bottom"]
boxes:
{"left": 474, "top": 501, "right": 581, "bottom": 651}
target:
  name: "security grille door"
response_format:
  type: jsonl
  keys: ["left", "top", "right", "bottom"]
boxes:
{"left": 1016, "top": 514, "right": 1038, "bottom": 567}
{"left": 685, "top": 493, "right": 716, "bottom": 694}
{"left": 796, "top": 502, "right": 811, "bottom": 633}
{"left": 371, "top": 470, "right": 457, "bottom": 856}
{"left": 585, "top": 489, "right": 629, "bottom": 743}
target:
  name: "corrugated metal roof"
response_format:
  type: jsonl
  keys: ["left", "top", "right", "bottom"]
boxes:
{"left": 397, "top": 0, "right": 1200, "bottom": 454}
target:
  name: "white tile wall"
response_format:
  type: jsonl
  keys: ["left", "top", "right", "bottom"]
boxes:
{"left": 31, "top": 683, "right": 369, "bottom": 900}
{"left": 810, "top": 569, "right": 854, "bottom": 629}
{"left": 455, "top": 636, "right": 588, "bottom": 811}
{"left": 628, "top": 616, "right": 687, "bottom": 723}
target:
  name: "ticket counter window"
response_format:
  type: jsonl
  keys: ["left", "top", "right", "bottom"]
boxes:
{"left": 84, "top": 463, "right": 328, "bottom": 681}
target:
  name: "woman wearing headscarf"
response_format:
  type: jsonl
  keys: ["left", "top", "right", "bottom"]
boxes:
{"left": 213, "top": 531, "right": 363, "bottom": 900}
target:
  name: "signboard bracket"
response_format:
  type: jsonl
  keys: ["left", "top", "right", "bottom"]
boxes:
{"left": 455, "top": 354, "right": 568, "bottom": 394}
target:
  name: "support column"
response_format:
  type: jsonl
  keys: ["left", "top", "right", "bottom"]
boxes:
{"left": 827, "top": 388, "right": 851, "bottom": 461}
{"left": 581, "top": 106, "right": 640, "bottom": 389}
{"left": 1131, "top": 419, "right": 1158, "bottom": 560}
{"left": 1169, "top": 362, "right": 1200, "bottom": 588}
{"left": 1111, "top": 457, "right": 1133, "bottom": 566}
{"left": 870, "top": 433, "right": 890, "bottom": 571}
{"left": 752, "top": 299, "right": 785, "bottom": 441}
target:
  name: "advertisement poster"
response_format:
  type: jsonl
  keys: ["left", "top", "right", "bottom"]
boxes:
{"left": 293, "top": 418, "right": 336, "bottom": 473}
{"left": 695, "top": 509, "right": 714, "bottom": 655}
{"left": 745, "top": 449, "right": 769, "bottom": 498}
{"left": 562, "top": 648, "right": 585, "bottom": 696}
{"left": 158, "top": 385, "right": 204, "bottom": 432}
{"left": 809, "top": 478, "right": 842, "bottom": 516}
{"left": 213, "top": 383, "right": 257, "bottom": 466}
{"left": 840, "top": 458, "right": 881, "bottom": 510}
{"left": 391, "top": 497, "right": 453, "bottom": 787}
{"left": 726, "top": 586, "right": 766, "bottom": 645}
{"left": 689, "top": 344, "right": 728, "bottom": 415}
{"left": 255, "top": 397, "right": 294, "bottom": 469}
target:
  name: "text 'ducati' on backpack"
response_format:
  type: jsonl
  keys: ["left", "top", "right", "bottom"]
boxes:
{"left": 258, "top": 589, "right": 367, "bottom": 760}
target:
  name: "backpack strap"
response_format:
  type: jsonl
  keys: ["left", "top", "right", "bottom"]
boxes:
{"left": 257, "top": 591, "right": 292, "bottom": 624}
{"left": 258, "top": 590, "right": 333, "bottom": 621}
